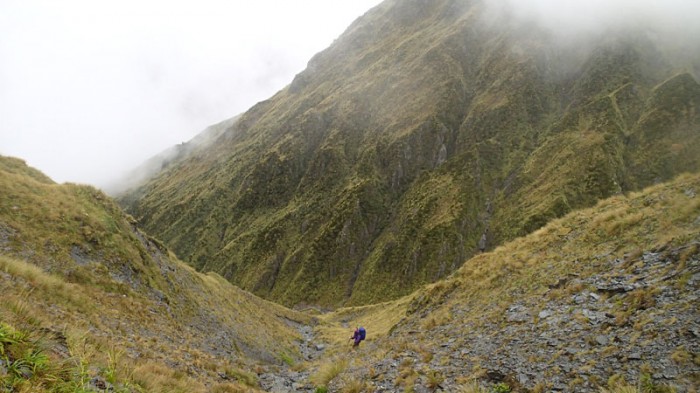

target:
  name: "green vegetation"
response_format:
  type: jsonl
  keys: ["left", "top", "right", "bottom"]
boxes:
{"left": 2, "top": 157, "right": 698, "bottom": 391}
{"left": 222, "top": 367, "right": 258, "bottom": 387}
{"left": 279, "top": 352, "right": 296, "bottom": 367}
{"left": 491, "top": 382, "right": 511, "bottom": 393}
{"left": 311, "top": 173, "right": 700, "bottom": 392}
{"left": 425, "top": 369, "right": 445, "bottom": 390}
{"left": 339, "top": 378, "right": 367, "bottom": 393}
{"left": 457, "top": 381, "right": 488, "bottom": 393}
{"left": 0, "top": 319, "right": 141, "bottom": 392}
{"left": 3, "top": 0, "right": 700, "bottom": 389}
{"left": 0, "top": 155, "right": 310, "bottom": 391}
{"left": 600, "top": 372, "right": 679, "bottom": 393}
{"left": 310, "top": 358, "right": 348, "bottom": 387}
{"left": 118, "top": 0, "right": 700, "bottom": 308}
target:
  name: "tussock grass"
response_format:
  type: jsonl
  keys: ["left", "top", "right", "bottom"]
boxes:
{"left": 132, "top": 362, "right": 207, "bottom": 393}
{"left": 599, "top": 372, "right": 678, "bottom": 393}
{"left": 211, "top": 382, "right": 264, "bottom": 393}
{"left": 340, "top": 377, "right": 368, "bottom": 393}
{"left": 670, "top": 347, "right": 692, "bottom": 365}
{"left": 425, "top": 369, "right": 445, "bottom": 390}
{"left": 317, "top": 295, "right": 413, "bottom": 349}
{"left": 599, "top": 387, "right": 640, "bottom": 393}
{"left": 0, "top": 321, "right": 131, "bottom": 393}
{"left": 310, "top": 358, "right": 348, "bottom": 387}
{"left": 0, "top": 156, "right": 309, "bottom": 390}
{"left": 0, "top": 255, "right": 86, "bottom": 308}
{"left": 455, "top": 380, "right": 488, "bottom": 393}
{"left": 223, "top": 366, "right": 258, "bottom": 387}
{"left": 0, "top": 256, "right": 55, "bottom": 286}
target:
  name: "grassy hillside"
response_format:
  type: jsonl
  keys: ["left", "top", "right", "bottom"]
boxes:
{"left": 119, "top": 0, "right": 700, "bottom": 307}
{"left": 312, "top": 173, "right": 700, "bottom": 392}
{"left": 0, "top": 156, "right": 311, "bottom": 392}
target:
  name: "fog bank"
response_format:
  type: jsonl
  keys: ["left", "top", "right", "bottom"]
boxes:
{"left": 0, "top": 0, "right": 382, "bottom": 187}
{"left": 496, "top": 0, "right": 700, "bottom": 40}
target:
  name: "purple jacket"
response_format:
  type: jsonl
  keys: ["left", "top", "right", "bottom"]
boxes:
{"left": 351, "top": 329, "right": 361, "bottom": 344}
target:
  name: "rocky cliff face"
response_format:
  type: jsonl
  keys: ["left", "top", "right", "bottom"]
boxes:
{"left": 119, "top": 0, "right": 700, "bottom": 307}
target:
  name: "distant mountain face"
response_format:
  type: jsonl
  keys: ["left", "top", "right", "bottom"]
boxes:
{"left": 119, "top": 0, "right": 700, "bottom": 307}
{"left": 104, "top": 115, "right": 240, "bottom": 196}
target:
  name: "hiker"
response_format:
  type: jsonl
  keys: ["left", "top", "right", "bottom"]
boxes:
{"left": 349, "top": 326, "right": 366, "bottom": 348}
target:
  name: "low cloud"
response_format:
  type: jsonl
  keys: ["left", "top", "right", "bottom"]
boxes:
{"left": 492, "top": 0, "right": 700, "bottom": 40}
{"left": 0, "top": 0, "right": 382, "bottom": 187}
{"left": 3, "top": 0, "right": 696, "bottom": 189}
{"left": 481, "top": 0, "right": 700, "bottom": 79}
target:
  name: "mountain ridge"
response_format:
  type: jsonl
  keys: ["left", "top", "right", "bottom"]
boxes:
{"left": 119, "top": 0, "right": 700, "bottom": 307}
{"left": 0, "top": 155, "right": 311, "bottom": 391}
{"left": 105, "top": 115, "right": 240, "bottom": 196}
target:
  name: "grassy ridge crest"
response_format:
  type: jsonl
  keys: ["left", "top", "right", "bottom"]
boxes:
{"left": 0, "top": 155, "right": 309, "bottom": 391}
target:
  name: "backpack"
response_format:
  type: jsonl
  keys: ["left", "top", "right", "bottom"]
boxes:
{"left": 359, "top": 327, "right": 366, "bottom": 341}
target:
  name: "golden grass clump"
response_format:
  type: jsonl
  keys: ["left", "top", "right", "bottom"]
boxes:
{"left": 425, "top": 369, "right": 445, "bottom": 390}
{"left": 599, "top": 386, "right": 640, "bottom": 393}
{"left": 223, "top": 366, "right": 259, "bottom": 387}
{"left": 340, "top": 377, "right": 369, "bottom": 393}
{"left": 132, "top": 362, "right": 207, "bottom": 393}
{"left": 310, "top": 358, "right": 349, "bottom": 387}
{"left": 670, "top": 347, "right": 693, "bottom": 365}
{"left": 0, "top": 255, "right": 66, "bottom": 292}
{"left": 211, "top": 382, "right": 262, "bottom": 393}
{"left": 456, "top": 380, "right": 488, "bottom": 393}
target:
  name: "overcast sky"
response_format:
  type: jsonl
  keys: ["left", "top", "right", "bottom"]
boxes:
{"left": 0, "top": 0, "right": 382, "bottom": 187}
{"left": 2, "top": 0, "right": 698, "bottom": 189}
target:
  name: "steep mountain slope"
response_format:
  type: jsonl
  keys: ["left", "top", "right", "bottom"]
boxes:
{"left": 0, "top": 156, "right": 311, "bottom": 392}
{"left": 313, "top": 173, "right": 700, "bottom": 392}
{"left": 105, "top": 115, "right": 240, "bottom": 195}
{"left": 120, "top": 0, "right": 700, "bottom": 307}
